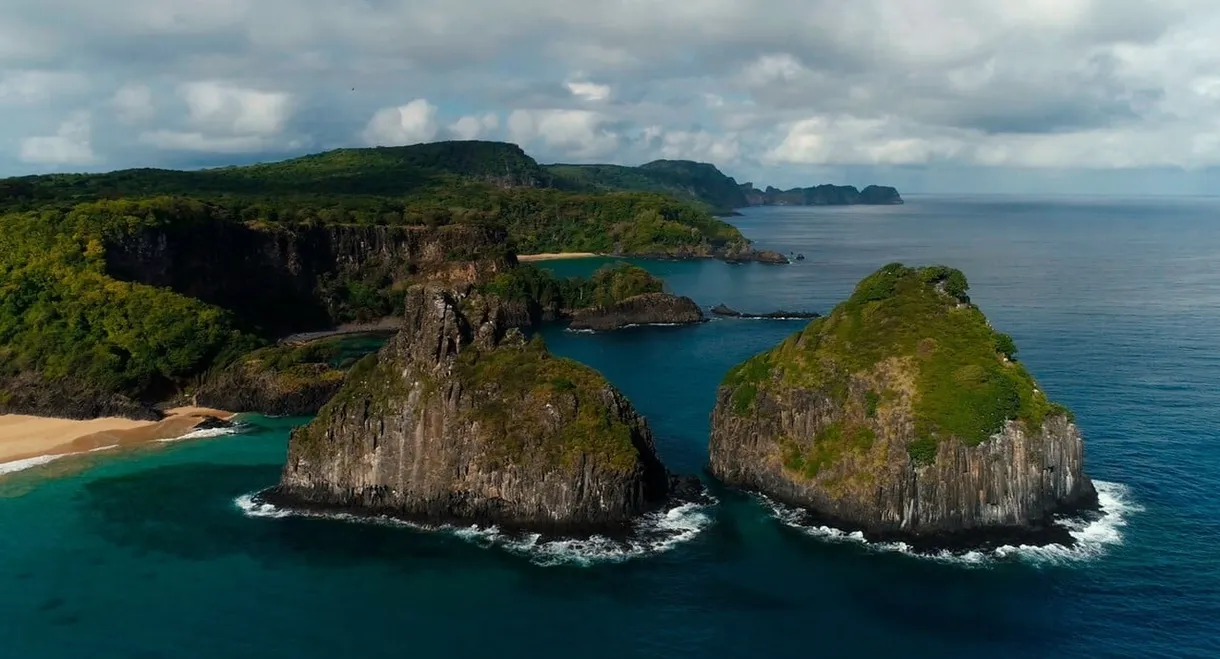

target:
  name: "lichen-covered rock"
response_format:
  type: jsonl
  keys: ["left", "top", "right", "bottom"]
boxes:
{"left": 265, "top": 285, "right": 677, "bottom": 531}
{"left": 709, "top": 263, "right": 1097, "bottom": 545}
{"left": 569, "top": 293, "right": 705, "bottom": 331}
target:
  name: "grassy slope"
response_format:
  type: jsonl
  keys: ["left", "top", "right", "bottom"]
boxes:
{"left": 722, "top": 263, "right": 1072, "bottom": 469}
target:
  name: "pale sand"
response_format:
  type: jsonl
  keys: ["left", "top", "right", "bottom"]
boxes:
{"left": 516, "top": 252, "right": 603, "bottom": 262}
{"left": 0, "top": 406, "right": 236, "bottom": 468}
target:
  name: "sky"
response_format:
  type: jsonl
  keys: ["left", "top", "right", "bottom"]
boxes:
{"left": 3, "top": 0, "right": 1220, "bottom": 194}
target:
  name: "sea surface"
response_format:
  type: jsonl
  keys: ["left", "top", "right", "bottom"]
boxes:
{"left": 3, "top": 195, "right": 1220, "bottom": 658}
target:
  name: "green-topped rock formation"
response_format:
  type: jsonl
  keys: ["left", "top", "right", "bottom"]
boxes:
{"left": 265, "top": 284, "right": 692, "bottom": 530}
{"left": 709, "top": 263, "right": 1097, "bottom": 546}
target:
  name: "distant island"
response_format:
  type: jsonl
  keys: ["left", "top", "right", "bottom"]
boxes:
{"left": 545, "top": 159, "right": 903, "bottom": 214}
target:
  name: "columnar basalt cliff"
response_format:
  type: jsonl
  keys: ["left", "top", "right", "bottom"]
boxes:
{"left": 709, "top": 264, "right": 1096, "bottom": 546}
{"left": 104, "top": 222, "right": 515, "bottom": 333}
{"left": 264, "top": 285, "right": 684, "bottom": 530}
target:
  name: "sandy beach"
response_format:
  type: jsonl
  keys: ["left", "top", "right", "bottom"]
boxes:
{"left": 517, "top": 252, "right": 603, "bottom": 262}
{"left": 0, "top": 406, "right": 236, "bottom": 470}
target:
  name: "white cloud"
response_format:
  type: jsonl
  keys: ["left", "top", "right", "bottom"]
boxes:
{"left": 0, "top": 70, "right": 87, "bottom": 106}
{"left": 19, "top": 112, "right": 96, "bottom": 165}
{"left": 361, "top": 99, "right": 439, "bottom": 146}
{"left": 447, "top": 112, "right": 499, "bottom": 140}
{"left": 657, "top": 129, "right": 741, "bottom": 164}
{"left": 566, "top": 80, "right": 611, "bottom": 102}
{"left": 507, "top": 108, "right": 619, "bottom": 159}
{"left": 3, "top": 0, "right": 1220, "bottom": 190}
{"left": 137, "top": 130, "right": 279, "bottom": 153}
{"left": 180, "top": 81, "right": 292, "bottom": 135}
{"left": 111, "top": 83, "right": 155, "bottom": 124}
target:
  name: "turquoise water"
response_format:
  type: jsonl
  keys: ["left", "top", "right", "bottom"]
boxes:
{"left": 4, "top": 197, "right": 1220, "bottom": 658}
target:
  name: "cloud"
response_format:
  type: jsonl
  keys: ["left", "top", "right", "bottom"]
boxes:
{"left": 20, "top": 112, "right": 96, "bottom": 165}
{"left": 1, "top": 70, "right": 88, "bottom": 106}
{"left": 180, "top": 81, "right": 292, "bottom": 135}
{"left": 362, "top": 99, "right": 439, "bottom": 146}
{"left": 507, "top": 108, "right": 620, "bottom": 159}
{"left": 1, "top": 0, "right": 1220, "bottom": 192}
{"left": 111, "top": 83, "right": 155, "bottom": 124}
{"left": 447, "top": 113, "right": 499, "bottom": 140}
{"left": 566, "top": 81, "right": 611, "bottom": 102}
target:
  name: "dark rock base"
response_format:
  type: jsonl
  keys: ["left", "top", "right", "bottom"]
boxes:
{"left": 717, "top": 477, "right": 1102, "bottom": 553}
{"left": 255, "top": 475, "right": 713, "bottom": 542}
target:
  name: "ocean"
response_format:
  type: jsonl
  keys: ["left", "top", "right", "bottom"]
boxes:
{"left": 3, "top": 196, "right": 1219, "bottom": 658}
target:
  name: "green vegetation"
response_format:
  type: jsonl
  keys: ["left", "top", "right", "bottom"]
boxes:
{"left": 0, "top": 207, "right": 259, "bottom": 396}
{"left": 723, "top": 353, "right": 772, "bottom": 414}
{"left": 0, "top": 142, "right": 746, "bottom": 256}
{"left": 455, "top": 335, "right": 641, "bottom": 471}
{"left": 0, "top": 141, "right": 749, "bottom": 405}
{"left": 546, "top": 159, "right": 748, "bottom": 213}
{"left": 481, "top": 263, "right": 663, "bottom": 312}
{"left": 723, "top": 263, "right": 1072, "bottom": 468}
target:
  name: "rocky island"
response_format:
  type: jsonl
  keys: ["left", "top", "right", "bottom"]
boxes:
{"left": 569, "top": 293, "right": 706, "bottom": 331}
{"left": 710, "top": 304, "right": 819, "bottom": 320}
{"left": 262, "top": 284, "right": 697, "bottom": 531}
{"left": 708, "top": 263, "right": 1097, "bottom": 548}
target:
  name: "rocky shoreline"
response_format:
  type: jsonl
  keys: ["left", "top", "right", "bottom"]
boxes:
{"left": 749, "top": 484, "right": 1100, "bottom": 552}
{"left": 256, "top": 472, "right": 711, "bottom": 540}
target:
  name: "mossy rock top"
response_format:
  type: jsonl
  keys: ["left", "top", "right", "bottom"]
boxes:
{"left": 722, "top": 263, "right": 1073, "bottom": 454}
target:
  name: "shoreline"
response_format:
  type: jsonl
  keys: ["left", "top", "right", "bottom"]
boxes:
{"left": 0, "top": 406, "right": 237, "bottom": 473}
{"left": 517, "top": 252, "right": 603, "bottom": 262}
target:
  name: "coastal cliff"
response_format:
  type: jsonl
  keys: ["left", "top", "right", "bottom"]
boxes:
{"left": 264, "top": 285, "right": 683, "bottom": 531}
{"left": 569, "top": 293, "right": 705, "bottom": 331}
{"left": 105, "top": 221, "right": 515, "bottom": 334}
{"left": 708, "top": 264, "right": 1096, "bottom": 546}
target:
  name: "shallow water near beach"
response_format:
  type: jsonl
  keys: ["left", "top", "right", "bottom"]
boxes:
{"left": 3, "top": 196, "right": 1220, "bottom": 658}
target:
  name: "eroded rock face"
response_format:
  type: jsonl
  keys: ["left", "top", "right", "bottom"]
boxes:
{"left": 568, "top": 293, "right": 706, "bottom": 331}
{"left": 709, "top": 264, "right": 1096, "bottom": 545}
{"left": 265, "top": 285, "right": 676, "bottom": 531}
{"left": 195, "top": 362, "right": 345, "bottom": 417}
{"left": 0, "top": 373, "right": 163, "bottom": 421}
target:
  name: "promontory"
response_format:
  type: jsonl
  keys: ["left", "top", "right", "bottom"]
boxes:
{"left": 263, "top": 284, "right": 694, "bottom": 531}
{"left": 709, "top": 263, "right": 1097, "bottom": 546}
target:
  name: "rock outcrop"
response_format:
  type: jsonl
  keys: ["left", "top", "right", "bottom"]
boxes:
{"left": 0, "top": 373, "right": 164, "bottom": 421}
{"left": 720, "top": 247, "right": 789, "bottom": 264}
{"left": 709, "top": 264, "right": 1096, "bottom": 547}
{"left": 710, "top": 304, "right": 819, "bottom": 320}
{"left": 104, "top": 222, "right": 515, "bottom": 334}
{"left": 264, "top": 285, "right": 684, "bottom": 531}
{"left": 195, "top": 362, "right": 345, "bottom": 417}
{"left": 569, "top": 293, "right": 706, "bottom": 331}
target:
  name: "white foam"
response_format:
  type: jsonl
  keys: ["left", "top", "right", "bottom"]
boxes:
{"left": 235, "top": 493, "right": 715, "bottom": 567}
{"left": 0, "top": 454, "right": 64, "bottom": 476}
{"left": 764, "top": 480, "right": 1139, "bottom": 568}
{"left": 160, "top": 425, "right": 242, "bottom": 442}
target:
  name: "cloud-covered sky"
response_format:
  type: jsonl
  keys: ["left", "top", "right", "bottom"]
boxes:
{"left": 3, "top": 0, "right": 1220, "bottom": 193}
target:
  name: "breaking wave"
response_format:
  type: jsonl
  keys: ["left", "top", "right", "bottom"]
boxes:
{"left": 234, "top": 493, "right": 715, "bottom": 567}
{"left": 0, "top": 455, "right": 64, "bottom": 476}
{"left": 764, "top": 480, "right": 1139, "bottom": 567}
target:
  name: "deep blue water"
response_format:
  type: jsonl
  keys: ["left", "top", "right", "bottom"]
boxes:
{"left": 4, "top": 196, "right": 1220, "bottom": 658}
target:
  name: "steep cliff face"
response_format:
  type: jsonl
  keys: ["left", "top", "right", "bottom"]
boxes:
{"left": 709, "top": 264, "right": 1096, "bottom": 544}
{"left": 266, "top": 285, "right": 678, "bottom": 531}
{"left": 104, "top": 222, "right": 515, "bottom": 334}
{"left": 0, "top": 373, "right": 163, "bottom": 421}
{"left": 569, "top": 293, "right": 706, "bottom": 331}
